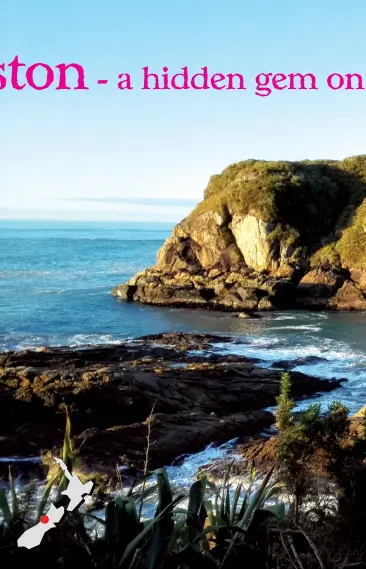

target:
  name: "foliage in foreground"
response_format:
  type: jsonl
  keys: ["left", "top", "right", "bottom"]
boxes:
{"left": 275, "top": 372, "right": 366, "bottom": 566}
{"left": 0, "top": 411, "right": 285, "bottom": 569}
{"left": 2, "top": 382, "right": 366, "bottom": 568}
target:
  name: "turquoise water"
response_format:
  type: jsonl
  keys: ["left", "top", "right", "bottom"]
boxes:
{"left": 0, "top": 219, "right": 179, "bottom": 349}
{"left": 1, "top": 220, "right": 366, "bottom": 413}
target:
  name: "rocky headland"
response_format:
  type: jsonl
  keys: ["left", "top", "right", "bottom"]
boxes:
{"left": 113, "top": 156, "right": 366, "bottom": 311}
{"left": 0, "top": 333, "right": 344, "bottom": 478}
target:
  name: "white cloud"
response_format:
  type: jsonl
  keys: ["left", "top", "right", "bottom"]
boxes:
{"left": 0, "top": 199, "right": 191, "bottom": 222}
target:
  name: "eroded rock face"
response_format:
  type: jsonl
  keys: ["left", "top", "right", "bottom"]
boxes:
{"left": 113, "top": 210, "right": 298, "bottom": 311}
{"left": 0, "top": 333, "right": 343, "bottom": 475}
{"left": 296, "top": 269, "right": 344, "bottom": 309}
{"left": 156, "top": 212, "right": 243, "bottom": 273}
{"left": 230, "top": 214, "right": 275, "bottom": 271}
{"left": 328, "top": 281, "right": 366, "bottom": 311}
{"left": 113, "top": 157, "right": 366, "bottom": 311}
{"left": 350, "top": 269, "right": 366, "bottom": 290}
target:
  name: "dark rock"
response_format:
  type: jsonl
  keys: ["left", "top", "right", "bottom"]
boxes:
{"left": 270, "top": 355, "right": 328, "bottom": 370}
{"left": 297, "top": 269, "right": 343, "bottom": 298}
{"left": 295, "top": 268, "right": 345, "bottom": 309}
{"left": 0, "top": 333, "right": 345, "bottom": 474}
{"left": 328, "top": 281, "right": 366, "bottom": 311}
{"left": 72, "top": 409, "right": 274, "bottom": 472}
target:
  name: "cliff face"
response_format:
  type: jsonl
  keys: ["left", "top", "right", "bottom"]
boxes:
{"left": 113, "top": 156, "right": 366, "bottom": 311}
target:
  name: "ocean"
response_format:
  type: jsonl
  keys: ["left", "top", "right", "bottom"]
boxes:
{"left": 1, "top": 219, "right": 366, "bottom": 414}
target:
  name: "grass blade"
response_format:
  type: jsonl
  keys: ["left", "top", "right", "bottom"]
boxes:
{"left": 0, "top": 489, "right": 11, "bottom": 524}
{"left": 118, "top": 495, "right": 185, "bottom": 568}
{"left": 204, "top": 500, "right": 216, "bottom": 527}
{"left": 36, "top": 471, "right": 61, "bottom": 522}
{"left": 238, "top": 466, "right": 274, "bottom": 529}
{"left": 148, "top": 469, "right": 174, "bottom": 569}
{"left": 8, "top": 467, "right": 18, "bottom": 518}
{"left": 187, "top": 477, "right": 206, "bottom": 516}
{"left": 230, "top": 483, "right": 242, "bottom": 526}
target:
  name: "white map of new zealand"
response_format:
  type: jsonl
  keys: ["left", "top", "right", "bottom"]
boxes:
{"left": 17, "top": 457, "right": 94, "bottom": 550}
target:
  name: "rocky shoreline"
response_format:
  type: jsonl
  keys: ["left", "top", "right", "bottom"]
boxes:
{"left": 113, "top": 266, "right": 366, "bottom": 313}
{"left": 0, "top": 333, "right": 345, "bottom": 478}
{"left": 113, "top": 158, "right": 366, "bottom": 312}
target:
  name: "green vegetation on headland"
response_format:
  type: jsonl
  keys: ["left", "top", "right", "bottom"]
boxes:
{"left": 2, "top": 388, "right": 366, "bottom": 569}
{"left": 195, "top": 155, "right": 366, "bottom": 269}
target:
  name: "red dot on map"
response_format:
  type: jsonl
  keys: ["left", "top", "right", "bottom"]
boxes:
{"left": 40, "top": 515, "right": 49, "bottom": 524}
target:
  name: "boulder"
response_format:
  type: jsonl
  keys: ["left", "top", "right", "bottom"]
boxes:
{"left": 296, "top": 268, "right": 344, "bottom": 308}
{"left": 328, "top": 282, "right": 366, "bottom": 311}
{"left": 270, "top": 355, "right": 328, "bottom": 370}
{"left": 350, "top": 269, "right": 366, "bottom": 290}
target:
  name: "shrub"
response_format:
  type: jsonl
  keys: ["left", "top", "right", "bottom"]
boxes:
{"left": 275, "top": 372, "right": 294, "bottom": 431}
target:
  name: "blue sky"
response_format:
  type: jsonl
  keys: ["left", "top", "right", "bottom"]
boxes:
{"left": 1, "top": 0, "right": 366, "bottom": 221}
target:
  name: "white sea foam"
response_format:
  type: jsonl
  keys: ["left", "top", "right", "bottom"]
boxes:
{"left": 267, "top": 325, "right": 322, "bottom": 332}
{"left": 166, "top": 438, "right": 239, "bottom": 487}
{"left": 67, "top": 334, "right": 122, "bottom": 347}
{"left": 0, "top": 333, "right": 124, "bottom": 352}
{"left": 212, "top": 331, "right": 366, "bottom": 414}
{"left": 136, "top": 439, "right": 241, "bottom": 519}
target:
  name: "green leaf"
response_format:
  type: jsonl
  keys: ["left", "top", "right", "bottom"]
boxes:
{"left": 186, "top": 477, "right": 207, "bottom": 542}
{"left": 263, "top": 483, "right": 283, "bottom": 503}
{"left": 105, "top": 497, "right": 139, "bottom": 546}
{"left": 8, "top": 467, "right": 18, "bottom": 518}
{"left": 230, "top": 483, "right": 242, "bottom": 526}
{"left": 155, "top": 469, "right": 173, "bottom": 513}
{"left": 192, "top": 525, "right": 218, "bottom": 543}
{"left": 129, "top": 471, "right": 156, "bottom": 497}
{"left": 36, "top": 471, "right": 61, "bottom": 522}
{"left": 218, "top": 460, "right": 234, "bottom": 522}
{"left": 0, "top": 489, "right": 11, "bottom": 524}
{"left": 62, "top": 406, "right": 73, "bottom": 466}
{"left": 204, "top": 500, "right": 216, "bottom": 527}
{"left": 214, "top": 516, "right": 229, "bottom": 528}
{"left": 202, "top": 548, "right": 220, "bottom": 567}
{"left": 238, "top": 466, "right": 274, "bottom": 529}
{"left": 187, "top": 477, "right": 206, "bottom": 516}
{"left": 262, "top": 503, "right": 285, "bottom": 520}
{"left": 58, "top": 407, "right": 74, "bottom": 494}
{"left": 206, "top": 479, "right": 221, "bottom": 497}
{"left": 132, "top": 484, "right": 158, "bottom": 504}
{"left": 148, "top": 469, "right": 174, "bottom": 569}
{"left": 118, "top": 495, "right": 185, "bottom": 568}
{"left": 224, "top": 486, "right": 231, "bottom": 523}
{"left": 238, "top": 462, "right": 256, "bottom": 520}
{"left": 165, "top": 517, "right": 186, "bottom": 555}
